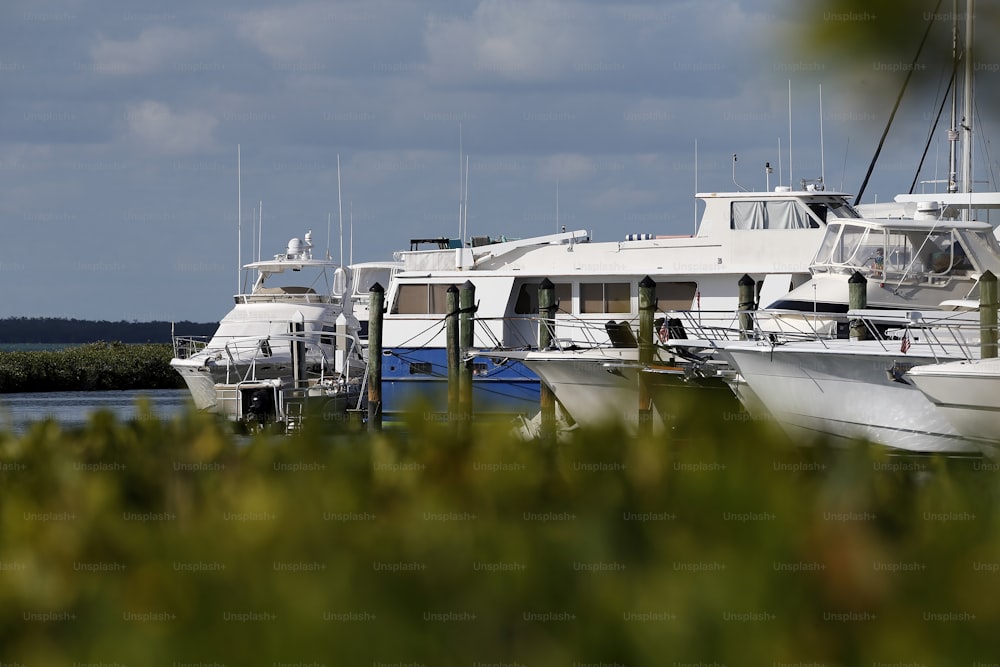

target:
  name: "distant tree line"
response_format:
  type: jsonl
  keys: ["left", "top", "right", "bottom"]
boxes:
{"left": 0, "top": 318, "right": 217, "bottom": 344}
{"left": 0, "top": 342, "right": 183, "bottom": 392}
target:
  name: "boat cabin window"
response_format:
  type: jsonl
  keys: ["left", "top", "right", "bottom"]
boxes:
{"left": 902, "top": 230, "right": 969, "bottom": 275}
{"left": 391, "top": 283, "right": 453, "bottom": 314}
{"left": 513, "top": 282, "right": 572, "bottom": 314}
{"left": 731, "top": 200, "right": 819, "bottom": 230}
{"left": 580, "top": 282, "right": 630, "bottom": 314}
{"left": 808, "top": 199, "right": 860, "bottom": 222}
{"left": 658, "top": 282, "right": 699, "bottom": 310}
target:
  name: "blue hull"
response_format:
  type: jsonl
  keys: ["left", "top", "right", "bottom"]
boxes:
{"left": 379, "top": 347, "right": 540, "bottom": 418}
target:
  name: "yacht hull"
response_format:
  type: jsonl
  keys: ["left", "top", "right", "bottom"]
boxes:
{"left": 718, "top": 342, "right": 982, "bottom": 454}
{"left": 906, "top": 357, "right": 1000, "bottom": 447}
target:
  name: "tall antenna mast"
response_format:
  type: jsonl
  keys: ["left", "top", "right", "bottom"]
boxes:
{"left": 819, "top": 83, "right": 826, "bottom": 187}
{"left": 237, "top": 144, "right": 242, "bottom": 293}
{"left": 458, "top": 123, "right": 464, "bottom": 239}
{"left": 777, "top": 137, "right": 783, "bottom": 188}
{"left": 349, "top": 201, "right": 354, "bottom": 266}
{"left": 556, "top": 178, "right": 560, "bottom": 232}
{"left": 840, "top": 137, "right": 850, "bottom": 192}
{"left": 337, "top": 154, "right": 344, "bottom": 266}
{"left": 463, "top": 154, "right": 470, "bottom": 243}
{"left": 258, "top": 200, "right": 262, "bottom": 262}
{"left": 693, "top": 138, "right": 698, "bottom": 233}
{"left": 788, "top": 80, "right": 793, "bottom": 187}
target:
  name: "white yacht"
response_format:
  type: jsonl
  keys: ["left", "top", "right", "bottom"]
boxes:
{"left": 503, "top": 200, "right": 1000, "bottom": 431}
{"left": 378, "top": 187, "right": 848, "bottom": 418}
{"left": 171, "top": 231, "right": 369, "bottom": 413}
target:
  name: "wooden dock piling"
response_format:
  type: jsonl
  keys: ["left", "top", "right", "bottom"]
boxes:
{"left": 367, "top": 283, "right": 384, "bottom": 431}
{"left": 538, "top": 278, "right": 557, "bottom": 442}
{"left": 981, "top": 270, "right": 998, "bottom": 359}
{"left": 738, "top": 274, "right": 755, "bottom": 340}
{"left": 459, "top": 280, "right": 476, "bottom": 434}
{"left": 638, "top": 276, "right": 656, "bottom": 437}
{"left": 848, "top": 270, "right": 868, "bottom": 341}
{"left": 446, "top": 284, "right": 460, "bottom": 425}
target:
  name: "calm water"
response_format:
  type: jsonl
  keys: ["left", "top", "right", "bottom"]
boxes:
{"left": 0, "top": 389, "right": 191, "bottom": 433}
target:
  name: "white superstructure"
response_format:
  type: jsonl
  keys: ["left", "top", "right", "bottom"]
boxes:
{"left": 171, "top": 231, "right": 369, "bottom": 412}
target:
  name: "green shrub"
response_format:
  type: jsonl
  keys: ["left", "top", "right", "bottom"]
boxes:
{"left": 0, "top": 402, "right": 997, "bottom": 663}
{"left": 0, "top": 343, "right": 182, "bottom": 393}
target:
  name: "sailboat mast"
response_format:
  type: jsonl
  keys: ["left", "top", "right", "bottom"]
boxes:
{"left": 960, "top": 0, "right": 974, "bottom": 197}
{"left": 237, "top": 144, "right": 242, "bottom": 294}
{"left": 337, "top": 154, "right": 344, "bottom": 266}
{"left": 948, "top": 0, "right": 959, "bottom": 194}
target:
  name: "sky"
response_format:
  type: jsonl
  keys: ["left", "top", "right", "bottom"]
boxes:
{"left": 1, "top": 0, "right": 997, "bottom": 322}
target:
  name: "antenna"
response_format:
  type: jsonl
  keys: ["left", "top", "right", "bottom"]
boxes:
{"left": 556, "top": 178, "right": 560, "bottom": 233}
{"left": 458, "top": 123, "right": 464, "bottom": 239}
{"left": 765, "top": 161, "right": 773, "bottom": 192}
{"left": 732, "top": 153, "right": 746, "bottom": 192}
{"left": 777, "top": 137, "right": 783, "bottom": 189}
{"left": 819, "top": 83, "right": 826, "bottom": 187}
{"left": 237, "top": 144, "right": 242, "bottom": 293}
{"left": 337, "top": 154, "right": 344, "bottom": 266}
{"left": 788, "top": 80, "right": 793, "bottom": 186}
{"left": 463, "top": 154, "right": 469, "bottom": 244}
{"left": 349, "top": 201, "right": 354, "bottom": 266}
{"left": 326, "top": 212, "right": 332, "bottom": 260}
{"left": 258, "top": 200, "right": 262, "bottom": 262}
{"left": 694, "top": 138, "right": 698, "bottom": 233}
{"left": 840, "top": 137, "right": 850, "bottom": 192}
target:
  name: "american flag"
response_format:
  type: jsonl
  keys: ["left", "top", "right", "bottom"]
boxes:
{"left": 900, "top": 332, "right": 911, "bottom": 354}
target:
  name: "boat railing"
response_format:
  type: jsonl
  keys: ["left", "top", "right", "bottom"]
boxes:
{"left": 215, "top": 329, "right": 365, "bottom": 385}
{"left": 172, "top": 335, "right": 210, "bottom": 360}
{"left": 667, "top": 309, "right": 753, "bottom": 343}
{"left": 741, "top": 307, "right": 986, "bottom": 360}
{"left": 234, "top": 292, "right": 333, "bottom": 305}
{"left": 852, "top": 309, "right": 983, "bottom": 360}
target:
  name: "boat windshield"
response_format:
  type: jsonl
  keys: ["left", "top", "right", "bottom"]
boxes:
{"left": 812, "top": 223, "right": 869, "bottom": 267}
{"left": 806, "top": 198, "right": 861, "bottom": 223}
{"left": 813, "top": 222, "right": 980, "bottom": 281}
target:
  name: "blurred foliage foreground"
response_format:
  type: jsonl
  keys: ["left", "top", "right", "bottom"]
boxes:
{"left": 0, "top": 343, "right": 182, "bottom": 393}
{"left": 1, "top": 393, "right": 999, "bottom": 665}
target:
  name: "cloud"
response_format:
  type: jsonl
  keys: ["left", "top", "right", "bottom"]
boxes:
{"left": 537, "top": 154, "right": 597, "bottom": 183}
{"left": 89, "top": 26, "right": 209, "bottom": 76}
{"left": 425, "top": 0, "right": 605, "bottom": 85}
{"left": 235, "top": 3, "right": 333, "bottom": 63}
{"left": 123, "top": 101, "right": 217, "bottom": 155}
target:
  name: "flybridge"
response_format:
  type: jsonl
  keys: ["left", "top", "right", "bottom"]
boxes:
{"left": 395, "top": 229, "right": 591, "bottom": 272}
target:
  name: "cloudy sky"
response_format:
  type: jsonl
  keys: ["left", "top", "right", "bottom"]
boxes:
{"left": 1, "top": 0, "right": 995, "bottom": 321}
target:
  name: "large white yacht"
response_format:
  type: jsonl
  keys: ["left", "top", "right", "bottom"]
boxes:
{"left": 171, "top": 231, "right": 375, "bottom": 412}
{"left": 516, "top": 199, "right": 1000, "bottom": 431}
{"left": 378, "top": 186, "right": 851, "bottom": 418}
